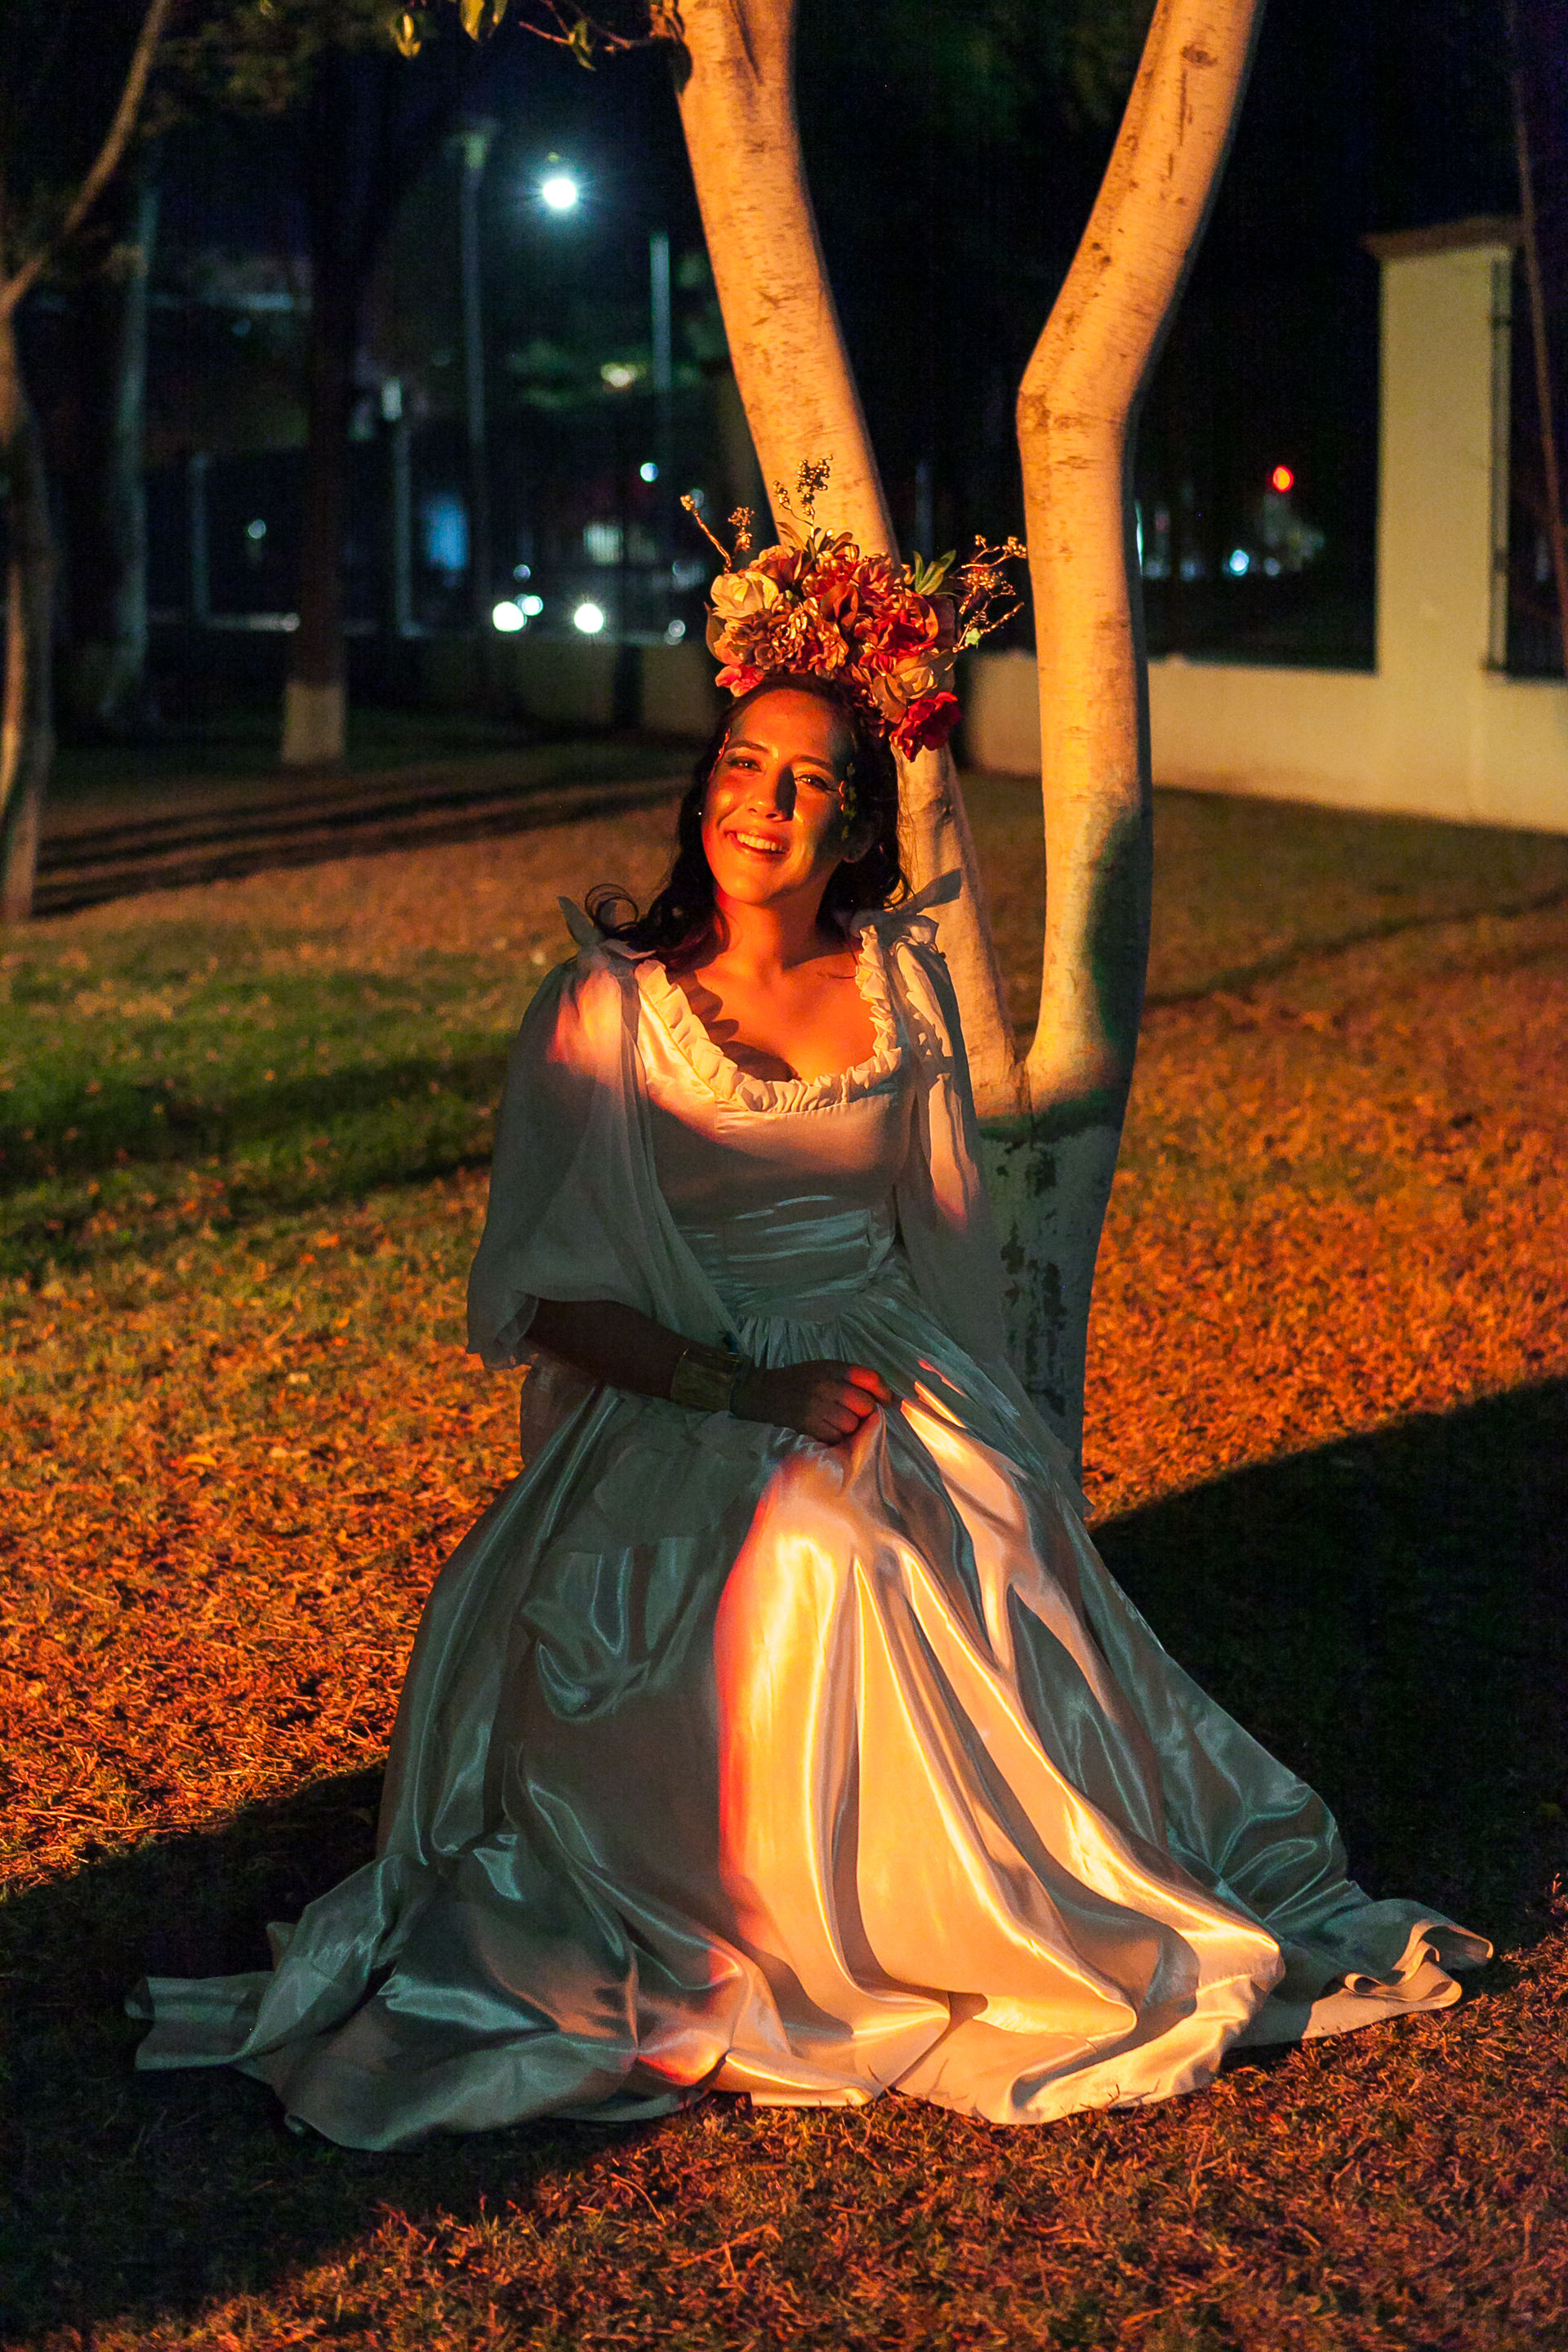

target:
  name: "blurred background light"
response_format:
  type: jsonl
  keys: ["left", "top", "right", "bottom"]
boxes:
{"left": 539, "top": 170, "right": 581, "bottom": 214}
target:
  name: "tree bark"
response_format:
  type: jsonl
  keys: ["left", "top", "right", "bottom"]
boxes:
{"left": 0, "top": 305, "right": 57, "bottom": 925}
{"left": 672, "top": 0, "right": 1263, "bottom": 1457}
{"left": 671, "top": 0, "right": 889, "bottom": 553}
{"left": 60, "top": 154, "right": 158, "bottom": 735}
{"left": 982, "top": 0, "right": 1265, "bottom": 1450}
{"left": 671, "top": 0, "right": 1015, "bottom": 1100}
{"left": 282, "top": 238, "right": 357, "bottom": 768}
{"left": 282, "top": 46, "right": 473, "bottom": 767}
{"left": 0, "top": 0, "right": 173, "bottom": 917}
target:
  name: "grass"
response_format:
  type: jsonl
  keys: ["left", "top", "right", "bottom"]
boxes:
{"left": 2, "top": 777, "right": 1567, "bottom": 2349}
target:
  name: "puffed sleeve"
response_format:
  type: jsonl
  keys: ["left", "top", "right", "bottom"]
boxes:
{"left": 466, "top": 951, "right": 663, "bottom": 1369}
{"left": 884, "top": 924, "right": 1012, "bottom": 1373}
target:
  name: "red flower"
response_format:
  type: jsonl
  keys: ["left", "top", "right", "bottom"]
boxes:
{"left": 715, "top": 662, "right": 764, "bottom": 695}
{"left": 892, "top": 692, "right": 960, "bottom": 757}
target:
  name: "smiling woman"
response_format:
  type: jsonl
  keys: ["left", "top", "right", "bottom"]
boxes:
{"left": 131, "top": 639, "right": 1486, "bottom": 2150}
{"left": 595, "top": 677, "right": 896, "bottom": 1085}
{"left": 587, "top": 671, "right": 906, "bottom": 983}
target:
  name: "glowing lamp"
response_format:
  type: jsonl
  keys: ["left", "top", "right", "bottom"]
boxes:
{"left": 573, "top": 602, "right": 607, "bottom": 635}
{"left": 1269, "top": 465, "right": 1295, "bottom": 494}
{"left": 492, "top": 601, "right": 526, "bottom": 633}
{"left": 540, "top": 172, "right": 581, "bottom": 215}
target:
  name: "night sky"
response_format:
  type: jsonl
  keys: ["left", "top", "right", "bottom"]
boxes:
{"left": 118, "top": 0, "right": 1523, "bottom": 666}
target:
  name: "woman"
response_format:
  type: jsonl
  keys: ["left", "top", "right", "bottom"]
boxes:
{"left": 132, "top": 534, "right": 1486, "bottom": 2149}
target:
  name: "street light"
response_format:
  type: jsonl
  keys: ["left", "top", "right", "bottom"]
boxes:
{"left": 540, "top": 169, "right": 581, "bottom": 215}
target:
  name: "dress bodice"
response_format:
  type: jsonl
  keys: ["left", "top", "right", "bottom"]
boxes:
{"left": 633, "top": 934, "right": 915, "bottom": 1328}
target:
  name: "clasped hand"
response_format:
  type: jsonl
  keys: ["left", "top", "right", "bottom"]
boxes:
{"left": 732, "top": 1359, "right": 893, "bottom": 1446}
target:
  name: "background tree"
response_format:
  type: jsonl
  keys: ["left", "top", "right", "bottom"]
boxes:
{"left": 48, "top": 140, "right": 160, "bottom": 737}
{"left": 169, "top": 2, "right": 485, "bottom": 766}
{"left": 0, "top": 0, "right": 174, "bottom": 924}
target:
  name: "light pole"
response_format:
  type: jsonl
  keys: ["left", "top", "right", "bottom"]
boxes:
{"left": 648, "top": 229, "right": 676, "bottom": 588}
{"left": 457, "top": 119, "right": 497, "bottom": 642}
{"left": 535, "top": 171, "right": 677, "bottom": 635}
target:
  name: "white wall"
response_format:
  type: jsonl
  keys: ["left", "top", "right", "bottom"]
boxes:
{"left": 964, "top": 227, "right": 1568, "bottom": 835}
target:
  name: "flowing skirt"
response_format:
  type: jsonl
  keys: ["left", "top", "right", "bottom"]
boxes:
{"left": 131, "top": 1254, "right": 1486, "bottom": 2148}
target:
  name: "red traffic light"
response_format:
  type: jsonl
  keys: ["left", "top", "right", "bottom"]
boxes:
{"left": 1269, "top": 464, "right": 1295, "bottom": 494}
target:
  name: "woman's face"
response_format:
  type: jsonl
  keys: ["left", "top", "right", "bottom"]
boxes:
{"left": 701, "top": 690, "right": 869, "bottom": 920}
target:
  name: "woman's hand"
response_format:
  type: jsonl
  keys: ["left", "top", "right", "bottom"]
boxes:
{"left": 733, "top": 1360, "right": 893, "bottom": 1444}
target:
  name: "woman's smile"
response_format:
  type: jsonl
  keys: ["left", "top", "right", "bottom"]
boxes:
{"left": 701, "top": 688, "right": 859, "bottom": 914}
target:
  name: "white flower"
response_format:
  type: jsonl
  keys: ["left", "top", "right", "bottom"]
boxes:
{"left": 710, "top": 568, "right": 782, "bottom": 621}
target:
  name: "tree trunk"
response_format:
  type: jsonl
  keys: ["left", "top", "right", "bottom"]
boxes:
{"left": 60, "top": 154, "right": 157, "bottom": 735}
{"left": 0, "top": 306, "right": 57, "bottom": 924}
{"left": 282, "top": 242, "right": 356, "bottom": 768}
{"left": 673, "top": 0, "right": 1263, "bottom": 1459}
{"left": 281, "top": 47, "right": 471, "bottom": 767}
{"left": 282, "top": 50, "right": 372, "bottom": 772}
{"left": 671, "top": 0, "right": 889, "bottom": 553}
{"left": 991, "top": 0, "right": 1264, "bottom": 1450}
{"left": 671, "top": 0, "right": 1015, "bottom": 1100}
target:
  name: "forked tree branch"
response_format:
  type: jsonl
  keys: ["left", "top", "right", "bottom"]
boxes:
{"left": 1018, "top": 0, "right": 1265, "bottom": 1117}
{"left": 0, "top": 0, "right": 177, "bottom": 323}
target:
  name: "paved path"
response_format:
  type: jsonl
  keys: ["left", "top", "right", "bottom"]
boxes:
{"left": 36, "top": 741, "right": 693, "bottom": 915}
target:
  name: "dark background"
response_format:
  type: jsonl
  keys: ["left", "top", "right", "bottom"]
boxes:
{"left": 21, "top": 0, "right": 1556, "bottom": 728}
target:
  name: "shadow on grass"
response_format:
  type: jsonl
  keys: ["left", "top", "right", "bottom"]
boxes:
{"left": 2, "top": 1382, "right": 1565, "bottom": 2341}
{"left": 0, "top": 1049, "right": 511, "bottom": 1195}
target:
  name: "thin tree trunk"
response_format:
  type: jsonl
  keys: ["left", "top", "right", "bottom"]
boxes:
{"left": 0, "top": 305, "right": 56, "bottom": 924}
{"left": 673, "top": 0, "right": 1262, "bottom": 1457}
{"left": 976, "top": 0, "right": 1265, "bottom": 1450}
{"left": 671, "top": 0, "right": 1015, "bottom": 1098}
{"left": 282, "top": 248, "right": 355, "bottom": 767}
{"left": 0, "top": 0, "right": 173, "bottom": 917}
{"left": 671, "top": 0, "right": 889, "bottom": 553}
{"left": 281, "top": 47, "right": 470, "bottom": 766}
{"left": 61, "top": 154, "right": 157, "bottom": 733}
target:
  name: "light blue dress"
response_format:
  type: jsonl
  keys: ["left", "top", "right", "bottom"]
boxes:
{"left": 130, "top": 905, "right": 1487, "bottom": 2147}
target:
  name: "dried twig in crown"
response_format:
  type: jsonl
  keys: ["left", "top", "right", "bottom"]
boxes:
{"left": 679, "top": 492, "right": 734, "bottom": 568}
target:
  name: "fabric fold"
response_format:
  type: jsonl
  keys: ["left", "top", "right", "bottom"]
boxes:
{"left": 133, "top": 901, "right": 1488, "bottom": 2147}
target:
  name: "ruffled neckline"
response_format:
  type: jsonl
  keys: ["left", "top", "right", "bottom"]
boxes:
{"left": 634, "top": 924, "right": 906, "bottom": 1114}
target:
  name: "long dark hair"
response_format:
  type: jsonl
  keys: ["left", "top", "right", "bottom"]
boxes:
{"left": 588, "top": 672, "right": 906, "bottom": 968}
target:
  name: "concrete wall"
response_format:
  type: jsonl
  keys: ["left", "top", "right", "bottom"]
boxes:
{"left": 418, "top": 635, "right": 720, "bottom": 736}
{"left": 964, "top": 226, "right": 1568, "bottom": 835}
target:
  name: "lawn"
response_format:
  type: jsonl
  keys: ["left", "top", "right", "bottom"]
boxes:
{"left": 2, "top": 776, "right": 1567, "bottom": 2350}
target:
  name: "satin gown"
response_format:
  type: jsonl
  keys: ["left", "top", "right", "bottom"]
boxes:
{"left": 131, "top": 906, "right": 1487, "bottom": 2148}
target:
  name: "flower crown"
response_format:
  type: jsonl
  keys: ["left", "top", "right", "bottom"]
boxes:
{"left": 684, "top": 460, "right": 1025, "bottom": 761}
